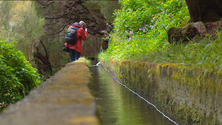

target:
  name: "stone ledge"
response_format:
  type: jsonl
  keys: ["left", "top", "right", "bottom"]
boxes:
{"left": 101, "top": 60, "right": 222, "bottom": 125}
{"left": 0, "top": 58, "right": 99, "bottom": 125}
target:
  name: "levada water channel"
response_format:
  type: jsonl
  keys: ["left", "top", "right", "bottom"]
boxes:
{"left": 88, "top": 1, "right": 178, "bottom": 124}
{"left": 89, "top": 65, "right": 177, "bottom": 125}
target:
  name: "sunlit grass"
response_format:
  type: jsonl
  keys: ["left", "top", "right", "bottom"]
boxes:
{"left": 99, "top": 0, "right": 222, "bottom": 72}
{"left": 100, "top": 33, "right": 222, "bottom": 73}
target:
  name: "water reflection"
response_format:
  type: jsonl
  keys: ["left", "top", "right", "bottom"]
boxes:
{"left": 89, "top": 66, "right": 175, "bottom": 125}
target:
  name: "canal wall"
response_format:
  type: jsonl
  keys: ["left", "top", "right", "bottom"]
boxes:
{"left": 0, "top": 59, "right": 99, "bottom": 125}
{"left": 101, "top": 60, "right": 222, "bottom": 125}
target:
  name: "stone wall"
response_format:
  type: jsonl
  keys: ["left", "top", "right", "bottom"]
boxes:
{"left": 101, "top": 60, "right": 222, "bottom": 125}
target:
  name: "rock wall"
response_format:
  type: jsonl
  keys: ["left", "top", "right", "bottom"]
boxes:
{"left": 101, "top": 60, "right": 222, "bottom": 125}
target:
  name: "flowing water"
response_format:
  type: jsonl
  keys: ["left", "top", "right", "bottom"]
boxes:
{"left": 89, "top": 66, "right": 176, "bottom": 125}
{"left": 88, "top": 1, "right": 177, "bottom": 124}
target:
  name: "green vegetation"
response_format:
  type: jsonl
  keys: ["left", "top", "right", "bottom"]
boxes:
{"left": 0, "top": 1, "right": 44, "bottom": 111}
{"left": 99, "top": 0, "right": 222, "bottom": 72}
{"left": 99, "top": 0, "right": 222, "bottom": 123}
{"left": 0, "top": 41, "right": 42, "bottom": 111}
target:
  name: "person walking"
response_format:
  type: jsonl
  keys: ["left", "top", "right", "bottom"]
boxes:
{"left": 65, "top": 21, "right": 88, "bottom": 62}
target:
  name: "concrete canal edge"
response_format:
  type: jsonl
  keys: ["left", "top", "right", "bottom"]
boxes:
{"left": 101, "top": 60, "right": 222, "bottom": 125}
{"left": 0, "top": 58, "right": 99, "bottom": 125}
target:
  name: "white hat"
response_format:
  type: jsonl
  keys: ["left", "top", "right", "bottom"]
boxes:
{"left": 79, "top": 21, "right": 86, "bottom": 27}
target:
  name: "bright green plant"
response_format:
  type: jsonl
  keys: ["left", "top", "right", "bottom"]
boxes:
{"left": 113, "top": 0, "right": 163, "bottom": 37}
{"left": 100, "top": 0, "right": 189, "bottom": 61}
{"left": 100, "top": 0, "right": 222, "bottom": 73}
{"left": 0, "top": 41, "right": 42, "bottom": 111}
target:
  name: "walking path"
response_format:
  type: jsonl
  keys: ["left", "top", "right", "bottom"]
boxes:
{"left": 0, "top": 59, "right": 99, "bottom": 125}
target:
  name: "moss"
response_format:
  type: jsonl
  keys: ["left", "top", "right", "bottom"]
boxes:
{"left": 101, "top": 59, "right": 222, "bottom": 124}
{"left": 68, "top": 116, "right": 99, "bottom": 125}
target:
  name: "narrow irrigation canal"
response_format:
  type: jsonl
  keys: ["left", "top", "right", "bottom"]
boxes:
{"left": 89, "top": 65, "right": 176, "bottom": 125}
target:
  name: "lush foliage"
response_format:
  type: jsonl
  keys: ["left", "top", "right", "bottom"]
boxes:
{"left": 100, "top": 0, "right": 222, "bottom": 72}
{"left": 100, "top": 0, "right": 189, "bottom": 59}
{"left": 0, "top": 41, "right": 42, "bottom": 111}
{"left": 113, "top": 0, "right": 161, "bottom": 35}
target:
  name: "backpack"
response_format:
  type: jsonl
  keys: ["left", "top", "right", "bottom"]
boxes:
{"left": 65, "top": 26, "right": 80, "bottom": 45}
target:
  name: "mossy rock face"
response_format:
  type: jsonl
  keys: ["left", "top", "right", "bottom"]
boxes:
{"left": 101, "top": 60, "right": 222, "bottom": 125}
{"left": 167, "top": 24, "right": 200, "bottom": 44}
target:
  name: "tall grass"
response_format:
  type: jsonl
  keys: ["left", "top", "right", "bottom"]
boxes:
{"left": 99, "top": 0, "right": 222, "bottom": 72}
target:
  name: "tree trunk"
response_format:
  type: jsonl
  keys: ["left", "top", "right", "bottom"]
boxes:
{"left": 185, "top": 0, "right": 222, "bottom": 22}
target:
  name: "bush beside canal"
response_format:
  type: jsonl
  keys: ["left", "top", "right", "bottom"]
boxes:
{"left": 0, "top": 41, "right": 42, "bottom": 111}
{"left": 99, "top": 0, "right": 222, "bottom": 74}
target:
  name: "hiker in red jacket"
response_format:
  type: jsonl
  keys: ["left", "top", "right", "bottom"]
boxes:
{"left": 65, "top": 21, "right": 88, "bottom": 62}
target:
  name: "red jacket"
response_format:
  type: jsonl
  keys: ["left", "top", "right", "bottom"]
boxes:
{"left": 65, "top": 23, "right": 88, "bottom": 53}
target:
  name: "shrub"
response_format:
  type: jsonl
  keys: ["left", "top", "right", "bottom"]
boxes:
{"left": 100, "top": 0, "right": 190, "bottom": 61}
{"left": 100, "top": 0, "right": 222, "bottom": 74}
{"left": 0, "top": 41, "right": 42, "bottom": 111}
